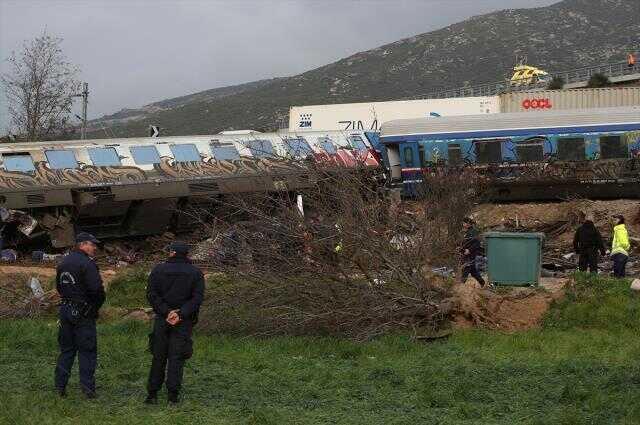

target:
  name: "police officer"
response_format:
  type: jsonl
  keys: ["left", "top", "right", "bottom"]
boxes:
{"left": 145, "top": 241, "right": 204, "bottom": 405}
{"left": 54, "top": 232, "right": 105, "bottom": 399}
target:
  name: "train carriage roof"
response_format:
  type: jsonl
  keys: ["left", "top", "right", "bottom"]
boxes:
{"left": 380, "top": 107, "right": 640, "bottom": 142}
{"left": 0, "top": 129, "right": 370, "bottom": 152}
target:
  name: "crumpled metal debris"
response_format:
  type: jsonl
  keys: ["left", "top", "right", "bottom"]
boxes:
{"left": 0, "top": 208, "right": 37, "bottom": 236}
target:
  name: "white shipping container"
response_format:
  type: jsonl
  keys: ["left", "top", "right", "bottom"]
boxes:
{"left": 499, "top": 87, "right": 640, "bottom": 113}
{"left": 289, "top": 97, "right": 500, "bottom": 132}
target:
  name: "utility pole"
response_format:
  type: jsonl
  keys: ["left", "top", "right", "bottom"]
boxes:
{"left": 73, "top": 82, "right": 89, "bottom": 139}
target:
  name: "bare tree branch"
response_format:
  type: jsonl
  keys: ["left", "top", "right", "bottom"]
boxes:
{"left": 192, "top": 155, "right": 487, "bottom": 340}
{"left": 1, "top": 33, "right": 80, "bottom": 140}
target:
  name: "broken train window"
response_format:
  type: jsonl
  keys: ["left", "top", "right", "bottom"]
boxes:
{"left": 283, "top": 137, "right": 313, "bottom": 158}
{"left": 516, "top": 137, "right": 545, "bottom": 162}
{"left": 348, "top": 135, "right": 367, "bottom": 151}
{"left": 599, "top": 135, "right": 628, "bottom": 159}
{"left": 474, "top": 140, "right": 503, "bottom": 164}
{"left": 557, "top": 137, "right": 585, "bottom": 161}
{"left": 318, "top": 137, "right": 337, "bottom": 154}
{"left": 243, "top": 140, "right": 274, "bottom": 158}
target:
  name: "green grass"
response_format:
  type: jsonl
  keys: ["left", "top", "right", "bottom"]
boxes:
{"left": 105, "top": 267, "right": 148, "bottom": 309}
{"left": 1, "top": 274, "right": 639, "bottom": 424}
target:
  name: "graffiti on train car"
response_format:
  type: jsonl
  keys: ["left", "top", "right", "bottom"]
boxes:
{"left": 154, "top": 156, "right": 306, "bottom": 178}
{"left": 0, "top": 161, "right": 147, "bottom": 190}
{"left": 0, "top": 156, "right": 315, "bottom": 190}
{"left": 472, "top": 158, "right": 635, "bottom": 183}
{"left": 626, "top": 131, "right": 640, "bottom": 158}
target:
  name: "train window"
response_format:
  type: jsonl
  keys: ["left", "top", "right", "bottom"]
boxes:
{"left": 599, "top": 136, "right": 627, "bottom": 159}
{"left": 244, "top": 140, "right": 274, "bottom": 158}
{"left": 211, "top": 145, "right": 240, "bottom": 161}
{"left": 170, "top": 144, "right": 201, "bottom": 162}
{"left": 130, "top": 146, "right": 161, "bottom": 164}
{"left": 318, "top": 138, "right": 337, "bottom": 154}
{"left": 283, "top": 137, "right": 313, "bottom": 158}
{"left": 474, "top": 140, "right": 502, "bottom": 164}
{"left": 45, "top": 150, "right": 78, "bottom": 169}
{"left": 516, "top": 141, "right": 544, "bottom": 162}
{"left": 88, "top": 148, "right": 121, "bottom": 166}
{"left": 557, "top": 137, "right": 585, "bottom": 161}
{"left": 349, "top": 135, "right": 367, "bottom": 151}
{"left": 2, "top": 153, "right": 35, "bottom": 172}
{"left": 403, "top": 147, "right": 415, "bottom": 167}
{"left": 448, "top": 144, "right": 463, "bottom": 165}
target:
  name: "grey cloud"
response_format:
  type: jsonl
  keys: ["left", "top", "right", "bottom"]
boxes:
{"left": 0, "top": 0, "right": 559, "bottom": 133}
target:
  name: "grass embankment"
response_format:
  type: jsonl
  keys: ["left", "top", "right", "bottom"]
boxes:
{"left": 1, "top": 273, "right": 639, "bottom": 424}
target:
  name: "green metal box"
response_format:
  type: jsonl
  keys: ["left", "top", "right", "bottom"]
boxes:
{"left": 484, "top": 232, "right": 545, "bottom": 286}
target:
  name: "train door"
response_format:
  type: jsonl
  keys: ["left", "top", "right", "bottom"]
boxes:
{"left": 400, "top": 142, "right": 419, "bottom": 170}
{"left": 385, "top": 144, "right": 401, "bottom": 181}
{"left": 399, "top": 142, "right": 420, "bottom": 197}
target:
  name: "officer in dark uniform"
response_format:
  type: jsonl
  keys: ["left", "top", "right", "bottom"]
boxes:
{"left": 54, "top": 232, "right": 105, "bottom": 398}
{"left": 145, "top": 241, "right": 205, "bottom": 405}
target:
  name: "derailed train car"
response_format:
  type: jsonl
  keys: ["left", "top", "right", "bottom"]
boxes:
{"left": 0, "top": 130, "right": 380, "bottom": 247}
{"left": 380, "top": 107, "right": 640, "bottom": 201}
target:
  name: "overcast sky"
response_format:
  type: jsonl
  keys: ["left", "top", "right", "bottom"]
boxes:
{"left": 0, "top": 0, "right": 559, "bottom": 133}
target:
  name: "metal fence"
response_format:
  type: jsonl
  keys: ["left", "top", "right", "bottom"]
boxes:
{"left": 416, "top": 56, "right": 640, "bottom": 100}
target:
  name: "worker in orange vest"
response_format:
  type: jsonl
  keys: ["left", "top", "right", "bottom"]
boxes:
{"left": 628, "top": 53, "right": 636, "bottom": 68}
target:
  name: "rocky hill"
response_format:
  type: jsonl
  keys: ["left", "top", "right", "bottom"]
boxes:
{"left": 87, "top": 0, "right": 640, "bottom": 138}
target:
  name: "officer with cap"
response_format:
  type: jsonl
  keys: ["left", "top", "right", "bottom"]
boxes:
{"left": 145, "top": 241, "right": 204, "bottom": 404}
{"left": 54, "top": 232, "right": 105, "bottom": 399}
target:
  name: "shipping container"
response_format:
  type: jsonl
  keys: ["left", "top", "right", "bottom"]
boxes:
{"left": 499, "top": 87, "right": 640, "bottom": 113}
{"left": 289, "top": 97, "right": 500, "bottom": 132}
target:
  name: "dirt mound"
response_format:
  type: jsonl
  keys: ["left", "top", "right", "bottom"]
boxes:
{"left": 474, "top": 199, "right": 640, "bottom": 238}
{"left": 451, "top": 278, "right": 567, "bottom": 331}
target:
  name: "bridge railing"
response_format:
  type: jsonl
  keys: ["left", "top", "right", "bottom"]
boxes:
{"left": 416, "top": 55, "right": 640, "bottom": 100}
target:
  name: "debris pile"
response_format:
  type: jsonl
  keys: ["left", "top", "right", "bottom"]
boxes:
{"left": 0, "top": 207, "right": 38, "bottom": 238}
{"left": 473, "top": 200, "right": 640, "bottom": 277}
{"left": 0, "top": 273, "right": 59, "bottom": 318}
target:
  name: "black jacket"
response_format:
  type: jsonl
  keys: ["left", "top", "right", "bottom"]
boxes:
{"left": 461, "top": 227, "right": 482, "bottom": 260}
{"left": 146, "top": 256, "right": 205, "bottom": 322}
{"left": 56, "top": 249, "right": 105, "bottom": 318}
{"left": 573, "top": 221, "right": 606, "bottom": 255}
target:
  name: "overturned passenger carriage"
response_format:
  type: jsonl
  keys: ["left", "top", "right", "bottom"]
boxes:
{"left": 0, "top": 130, "right": 380, "bottom": 246}
{"left": 380, "top": 107, "right": 640, "bottom": 201}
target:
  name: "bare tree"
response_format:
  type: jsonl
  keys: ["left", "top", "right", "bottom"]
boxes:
{"left": 1, "top": 33, "right": 80, "bottom": 141}
{"left": 191, "top": 155, "right": 487, "bottom": 340}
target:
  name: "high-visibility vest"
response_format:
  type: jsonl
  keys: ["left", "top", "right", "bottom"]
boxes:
{"left": 612, "top": 224, "right": 630, "bottom": 256}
